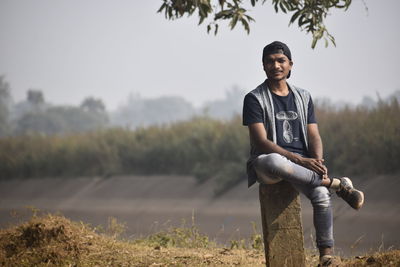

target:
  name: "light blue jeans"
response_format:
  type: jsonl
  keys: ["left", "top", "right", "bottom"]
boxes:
{"left": 253, "top": 153, "right": 334, "bottom": 248}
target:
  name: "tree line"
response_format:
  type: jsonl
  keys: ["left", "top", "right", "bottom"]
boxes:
{"left": 0, "top": 76, "right": 245, "bottom": 136}
{"left": 0, "top": 76, "right": 109, "bottom": 136}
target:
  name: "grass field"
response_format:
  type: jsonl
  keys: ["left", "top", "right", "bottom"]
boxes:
{"left": 1, "top": 213, "right": 399, "bottom": 267}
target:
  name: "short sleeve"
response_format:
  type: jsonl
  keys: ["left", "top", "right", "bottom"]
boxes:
{"left": 243, "top": 93, "right": 264, "bottom": 126}
{"left": 307, "top": 96, "right": 317, "bottom": 124}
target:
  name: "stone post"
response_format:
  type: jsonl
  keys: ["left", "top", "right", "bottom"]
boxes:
{"left": 259, "top": 181, "right": 306, "bottom": 267}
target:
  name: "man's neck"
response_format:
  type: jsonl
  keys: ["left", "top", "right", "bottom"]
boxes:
{"left": 266, "top": 79, "right": 289, "bottom": 96}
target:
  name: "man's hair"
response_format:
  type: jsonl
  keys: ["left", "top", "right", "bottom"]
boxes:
{"left": 262, "top": 41, "right": 292, "bottom": 78}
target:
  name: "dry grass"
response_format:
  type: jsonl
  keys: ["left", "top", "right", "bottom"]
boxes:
{"left": 0, "top": 213, "right": 265, "bottom": 266}
{"left": 343, "top": 250, "right": 400, "bottom": 267}
{"left": 0, "top": 213, "right": 398, "bottom": 267}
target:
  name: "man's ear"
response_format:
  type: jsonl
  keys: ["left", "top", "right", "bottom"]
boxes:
{"left": 289, "top": 60, "right": 293, "bottom": 67}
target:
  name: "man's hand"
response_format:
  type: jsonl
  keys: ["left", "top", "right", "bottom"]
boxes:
{"left": 248, "top": 122, "right": 329, "bottom": 177}
{"left": 306, "top": 123, "right": 328, "bottom": 177}
{"left": 293, "top": 155, "right": 327, "bottom": 176}
{"left": 316, "top": 159, "right": 328, "bottom": 178}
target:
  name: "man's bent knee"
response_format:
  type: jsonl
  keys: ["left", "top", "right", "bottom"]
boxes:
{"left": 254, "top": 153, "right": 287, "bottom": 170}
{"left": 254, "top": 153, "right": 287, "bottom": 184}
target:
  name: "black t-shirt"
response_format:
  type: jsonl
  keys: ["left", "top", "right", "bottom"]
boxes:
{"left": 242, "top": 89, "right": 316, "bottom": 155}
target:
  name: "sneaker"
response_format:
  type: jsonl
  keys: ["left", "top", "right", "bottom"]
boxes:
{"left": 318, "top": 255, "right": 341, "bottom": 266}
{"left": 336, "top": 177, "right": 364, "bottom": 210}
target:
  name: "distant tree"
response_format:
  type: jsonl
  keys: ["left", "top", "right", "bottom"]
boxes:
{"left": 10, "top": 89, "right": 48, "bottom": 123}
{"left": 25, "top": 89, "right": 47, "bottom": 114}
{"left": 80, "top": 97, "right": 109, "bottom": 128}
{"left": 27, "top": 90, "right": 44, "bottom": 105}
{"left": 14, "top": 105, "right": 109, "bottom": 136}
{"left": 13, "top": 96, "right": 108, "bottom": 135}
{"left": 0, "top": 76, "right": 11, "bottom": 136}
{"left": 49, "top": 106, "right": 108, "bottom": 132}
{"left": 202, "top": 86, "right": 245, "bottom": 119}
{"left": 14, "top": 111, "right": 63, "bottom": 136}
{"left": 27, "top": 89, "right": 44, "bottom": 107}
{"left": 111, "top": 94, "right": 195, "bottom": 128}
{"left": 80, "top": 97, "right": 106, "bottom": 113}
{"left": 158, "top": 0, "right": 353, "bottom": 48}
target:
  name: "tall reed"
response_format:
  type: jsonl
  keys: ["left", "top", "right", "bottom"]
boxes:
{"left": 1, "top": 99, "right": 399, "bottom": 194}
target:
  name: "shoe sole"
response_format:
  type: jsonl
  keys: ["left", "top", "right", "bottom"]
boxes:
{"left": 356, "top": 191, "right": 364, "bottom": 210}
{"left": 354, "top": 190, "right": 364, "bottom": 210}
{"left": 339, "top": 177, "right": 365, "bottom": 210}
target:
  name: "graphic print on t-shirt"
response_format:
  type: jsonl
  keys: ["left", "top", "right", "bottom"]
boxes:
{"left": 276, "top": 111, "right": 298, "bottom": 143}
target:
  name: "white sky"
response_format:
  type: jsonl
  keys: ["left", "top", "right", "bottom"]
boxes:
{"left": 0, "top": 0, "right": 399, "bottom": 110}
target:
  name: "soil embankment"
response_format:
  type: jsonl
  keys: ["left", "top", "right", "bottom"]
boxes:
{"left": 0, "top": 175, "right": 399, "bottom": 256}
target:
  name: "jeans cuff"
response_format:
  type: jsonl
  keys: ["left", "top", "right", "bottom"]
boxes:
{"left": 317, "top": 240, "right": 334, "bottom": 248}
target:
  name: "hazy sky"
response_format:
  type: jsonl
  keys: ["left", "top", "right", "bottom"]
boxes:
{"left": 1, "top": 0, "right": 399, "bottom": 110}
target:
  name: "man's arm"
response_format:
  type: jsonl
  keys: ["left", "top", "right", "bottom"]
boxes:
{"left": 307, "top": 123, "right": 328, "bottom": 175}
{"left": 307, "top": 123, "right": 323, "bottom": 159}
{"left": 248, "top": 122, "right": 327, "bottom": 175}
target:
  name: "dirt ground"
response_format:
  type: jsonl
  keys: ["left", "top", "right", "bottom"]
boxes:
{"left": 0, "top": 174, "right": 399, "bottom": 257}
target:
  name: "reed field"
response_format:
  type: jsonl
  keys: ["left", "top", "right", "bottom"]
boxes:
{"left": 1, "top": 99, "right": 399, "bottom": 194}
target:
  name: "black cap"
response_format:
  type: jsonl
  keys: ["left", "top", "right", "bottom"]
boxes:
{"left": 262, "top": 41, "right": 292, "bottom": 78}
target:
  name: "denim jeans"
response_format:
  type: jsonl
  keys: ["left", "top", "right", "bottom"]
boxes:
{"left": 253, "top": 153, "right": 334, "bottom": 248}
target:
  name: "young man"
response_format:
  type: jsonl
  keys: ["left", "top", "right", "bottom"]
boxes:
{"left": 242, "top": 41, "right": 364, "bottom": 266}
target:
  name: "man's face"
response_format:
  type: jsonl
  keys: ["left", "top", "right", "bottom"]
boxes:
{"left": 263, "top": 53, "right": 293, "bottom": 81}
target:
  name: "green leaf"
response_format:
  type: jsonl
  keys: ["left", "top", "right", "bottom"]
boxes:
{"left": 214, "top": 23, "right": 219, "bottom": 35}
{"left": 328, "top": 32, "right": 336, "bottom": 46}
{"left": 241, "top": 18, "right": 250, "bottom": 34}
{"left": 215, "top": 10, "right": 232, "bottom": 20}
{"left": 289, "top": 10, "right": 302, "bottom": 25}
{"left": 157, "top": 3, "right": 166, "bottom": 14}
{"left": 298, "top": 14, "right": 306, "bottom": 27}
{"left": 199, "top": 14, "right": 206, "bottom": 25}
{"left": 279, "top": 2, "right": 287, "bottom": 14}
{"left": 168, "top": 6, "right": 173, "bottom": 18}
{"left": 311, "top": 37, "right": 318, "bottom": 49}
{"left": 274, "top": 2, "right": 279, "bottom": 13}
{"left": 245, "top": 14, "right": 255, "bottom": 22}
{"left": 230, "top": 14, "right": 239, "bottom": 29}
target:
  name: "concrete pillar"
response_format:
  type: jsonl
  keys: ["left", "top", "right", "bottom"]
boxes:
{"left": 259, "top": 181, "right": 306, "bottom": 267}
